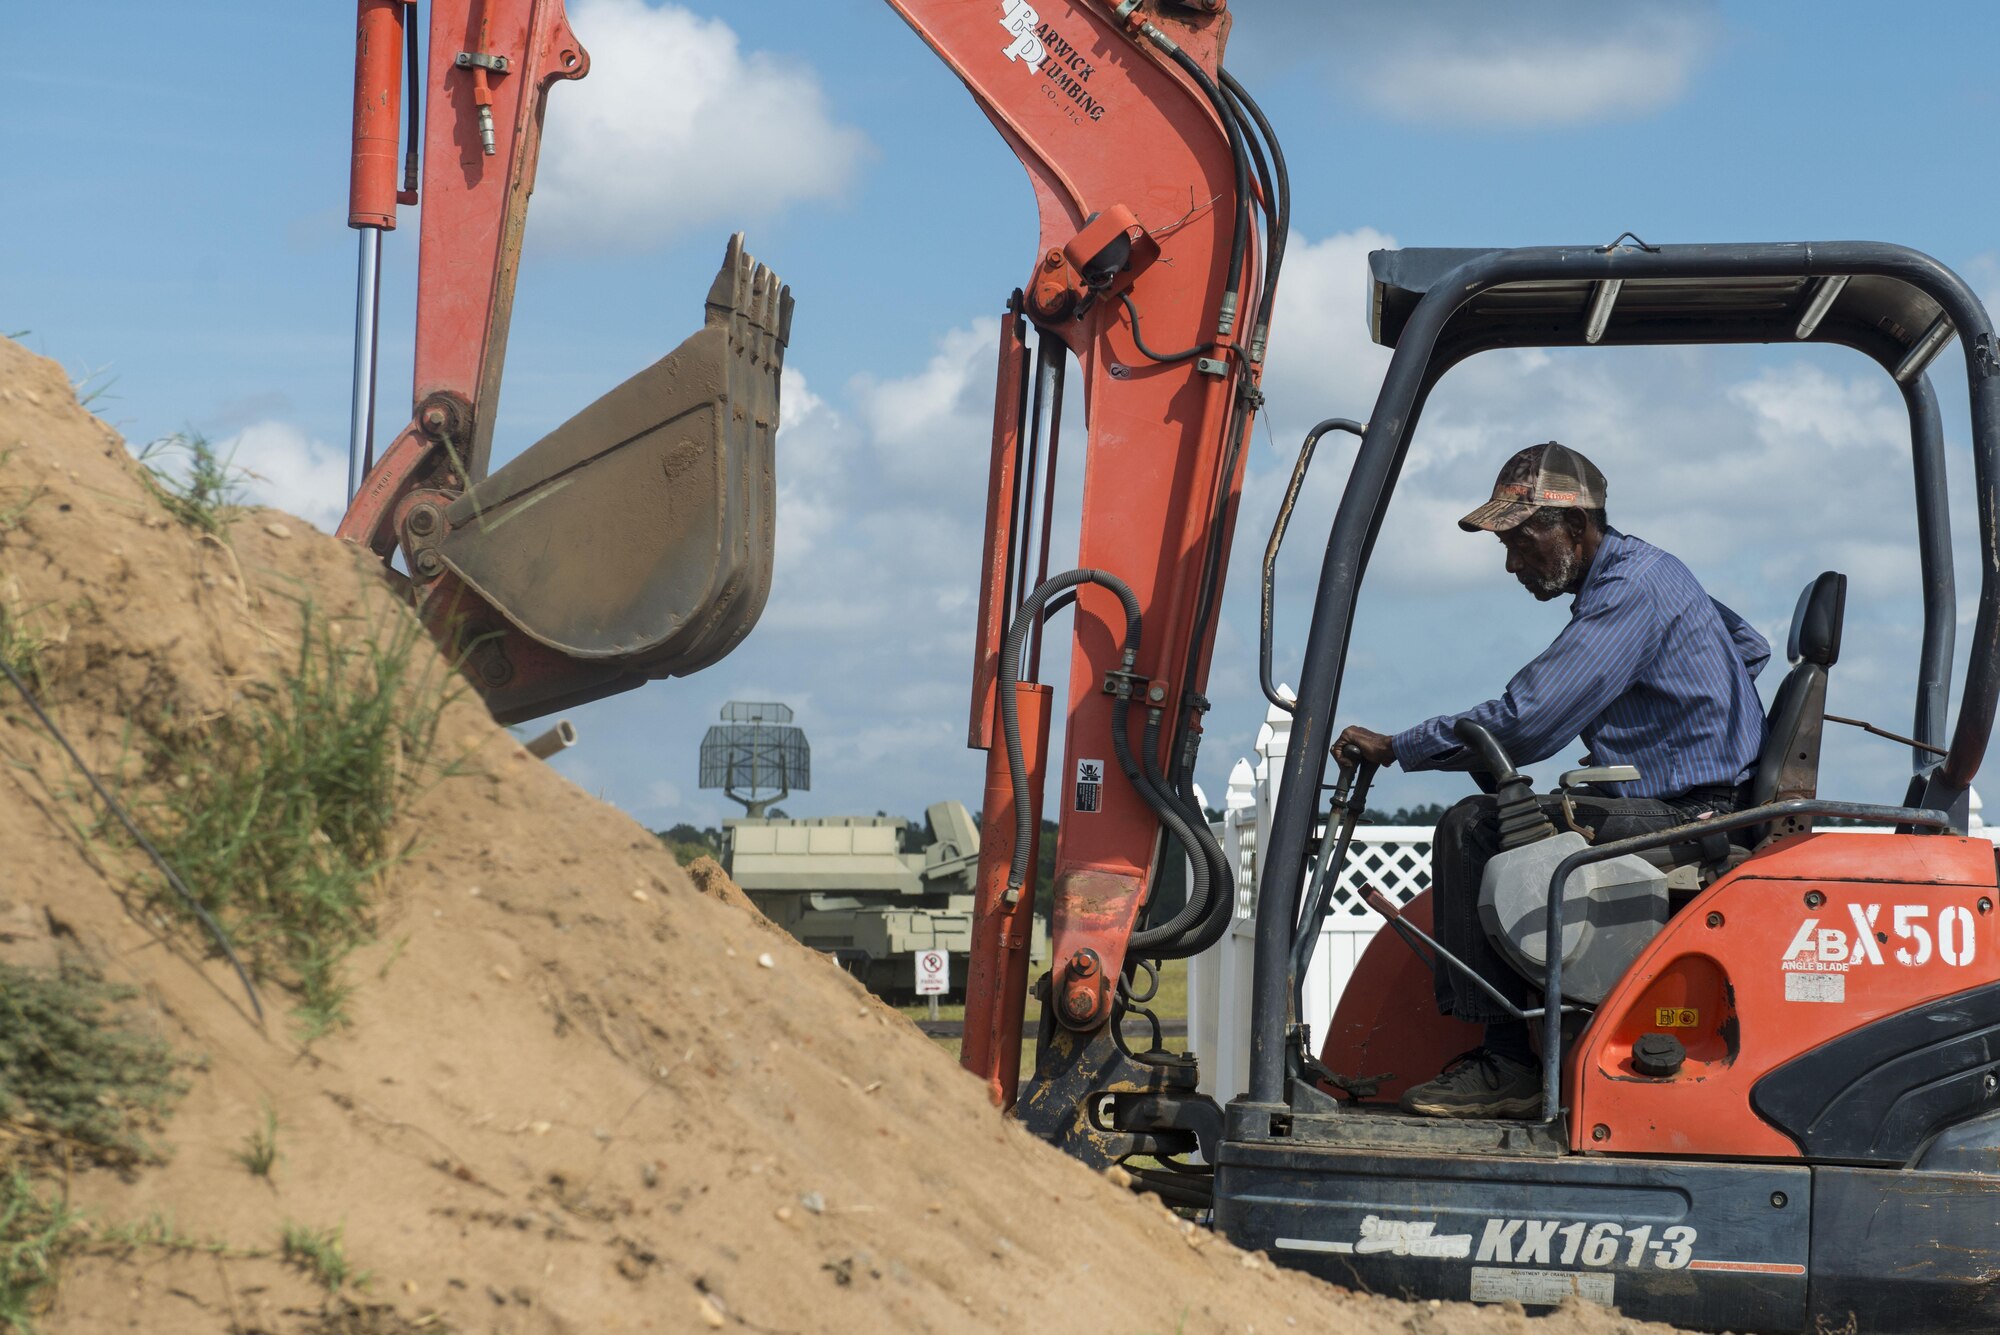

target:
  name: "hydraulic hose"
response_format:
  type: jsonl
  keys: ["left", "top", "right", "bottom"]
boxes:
{"left": 1165, "top": 751, "right": 1238, "bottom": 957}
{"left": 1131, "top": 24, "right": 1250, "bottom": 340}
{"left": 999, "top": 570, "right": 1143, "bottom": 898}
{"left": 1213, "top": 75, "right": 1272, "bottom": 354}
{"left": 1119, "top": 292, "right": 1214, "bottom": 365}
{"left": 1220, "top": 70, "right": 1290, "bottom": 364}
{"left": 1128, "top": 707, "right": 1214, "bottom": 951}
{"left": 1146, "top": 709, "right": 1236, "bottom": 957}
{"left": 1167, "top": 45, "right": 1251, "bottom": 339}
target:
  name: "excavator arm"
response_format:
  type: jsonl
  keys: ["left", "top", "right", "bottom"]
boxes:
{"left": 886, "top": 0, "right": 1281, "bottom": 1157}
{"left": 339, "top": 0, "right": 791, "bottom": 723}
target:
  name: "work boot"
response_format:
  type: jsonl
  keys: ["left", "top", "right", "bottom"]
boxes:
{"left": 1398, "top": 1049, "right": 1540, "bottom": 1119}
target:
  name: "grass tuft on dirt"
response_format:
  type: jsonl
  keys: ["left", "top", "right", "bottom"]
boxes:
{"left": 0, "top": 1171, "right": 83, "bottom": 1333}
{"left": 234, "top": 1102, "right": 280, "bottom": 1180}
{"left": 135, "top": 432, "right": 241, "bottom": 536}
{"left": 0, "top": 957, "right": 182, "bottom": 1330}
{"left": 281, "top": 1221, "right": 360, "bottom": 1291}
{"left": 145, "top": 600, "right": 460, "bottom": 1040}
{"left": 0, "top": 959, "right": 181, "bottom": 1166}
{"left": 0, "top": 604, "right": 51, "bottom": 697}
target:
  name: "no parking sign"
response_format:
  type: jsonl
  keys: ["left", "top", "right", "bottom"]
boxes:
{"left": 915, "top": 950, "right": 950, "bottom": 997}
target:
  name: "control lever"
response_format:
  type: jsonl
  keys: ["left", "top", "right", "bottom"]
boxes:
{"left": 1453, "top": 719, "right": 1556, "bottom": 850}
{"left": 1288, "top": 739, "right": 1376, "bottom": 1036}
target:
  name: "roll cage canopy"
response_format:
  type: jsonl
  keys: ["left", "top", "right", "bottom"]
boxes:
{"left": 1248, "top": 239, "right": 2000, "bottom": 1107}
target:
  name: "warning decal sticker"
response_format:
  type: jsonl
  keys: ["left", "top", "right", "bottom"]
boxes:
{"left": 1075, "top": 759, "right": 1104, "bottom": 813}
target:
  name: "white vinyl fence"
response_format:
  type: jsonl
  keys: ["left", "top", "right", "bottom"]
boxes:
{"left": 1185, "top": 697, "right": 1996, "bottom": 1107}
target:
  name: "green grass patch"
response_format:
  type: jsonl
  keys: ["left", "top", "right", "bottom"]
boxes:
{"left": 0, "top": 959, "right": 181, "bottom": 1165}
{"left": 0, "top": 603, "right": 52, "bottom": 696}
{"left": 234, "top": 1102, "right": 280, "bottom": 1179}
{"left": 282, "top": 1221, "right": 363, "bottom": 1291}
{"left": 0, "top": 1171, "right": 84, "bottom": 1332}
{"left": 0, "top": 449, "right": 53, "bottom": 692}
{"left": 0, "top": 957, "right": 184, "bottom": 1330}
{"left": 136, "top": 432, "right": 241, "bottom": 536}
{"left": 145, "top": 599, "right": 459, "bottom": 1041}
{"left": 89, "top": 1210, "right": 257, "bottom": 1260}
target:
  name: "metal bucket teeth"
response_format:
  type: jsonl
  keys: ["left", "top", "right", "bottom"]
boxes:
{"left": 436, "top": 234, "right": 791, "bottom": 681}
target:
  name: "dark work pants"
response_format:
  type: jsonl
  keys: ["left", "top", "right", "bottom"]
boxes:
{"left": 1430, "top": 791, "right": 1730, "bottom": 1024}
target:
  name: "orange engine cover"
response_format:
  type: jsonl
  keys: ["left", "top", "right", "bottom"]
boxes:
{"left": 1571, "top": 832, "right": 1999, "bottom": 1157}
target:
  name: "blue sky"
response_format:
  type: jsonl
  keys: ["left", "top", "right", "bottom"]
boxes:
{"left": 8, "top": 1, "right": 2000, "bottom": 829}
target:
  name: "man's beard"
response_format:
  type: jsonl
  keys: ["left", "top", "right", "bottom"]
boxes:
{"left": 1522, "top": 545, "right": 1581, "bottom": 599}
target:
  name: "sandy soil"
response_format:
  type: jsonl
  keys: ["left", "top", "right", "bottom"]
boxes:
{"left": 0, "top": 336, "right": 1685, "bottom": 1334}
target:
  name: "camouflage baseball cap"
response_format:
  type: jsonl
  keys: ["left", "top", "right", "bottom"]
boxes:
{"left": 1458, "top": 442, "right": 1607, "bottom": 533}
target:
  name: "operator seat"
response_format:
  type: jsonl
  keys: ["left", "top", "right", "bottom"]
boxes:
{"left": 1745, "top": 571, "right": 1846, "bottom": 842}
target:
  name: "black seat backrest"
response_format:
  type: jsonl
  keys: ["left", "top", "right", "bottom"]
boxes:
{"left": 1747, "top": 572, "right": 1846, "bottom": 835}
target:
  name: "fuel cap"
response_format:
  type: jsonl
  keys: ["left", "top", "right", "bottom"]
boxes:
{"left": 1633, "top": 1032, "right": 1687, "bottom": 1078}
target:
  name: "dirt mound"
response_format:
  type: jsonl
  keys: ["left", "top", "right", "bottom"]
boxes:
{"left": 0, "top": 337, "right": 1679, "bottom": 1334}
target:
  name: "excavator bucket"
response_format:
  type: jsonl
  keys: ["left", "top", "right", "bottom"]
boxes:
{"left": 434, "top": 235, "right": 792, "bottom": 697}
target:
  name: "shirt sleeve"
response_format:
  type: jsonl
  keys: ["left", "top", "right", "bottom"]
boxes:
{"left": 1391, "top": 571, "right": 1660, "bottom": 772}
{"left": 1711, "top": 597, "right": 1771, "bottom": 681}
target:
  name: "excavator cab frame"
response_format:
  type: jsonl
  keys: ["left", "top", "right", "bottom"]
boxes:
{"left": 1214, "top": 241, "right": 2000, "bottom": 1333}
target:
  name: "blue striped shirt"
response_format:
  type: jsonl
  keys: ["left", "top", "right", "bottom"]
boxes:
{"left": 1391, "top": 529, "right": 1769, "bottom": 799}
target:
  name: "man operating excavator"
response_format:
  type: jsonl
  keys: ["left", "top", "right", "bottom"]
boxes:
{"left": 1334, "top": 442, "right": 1770, "bottom": 1118}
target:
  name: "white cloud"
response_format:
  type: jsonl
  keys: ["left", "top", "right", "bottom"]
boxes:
{"left": 1235, "top": 1, "right": 1717, "bottom": 129}
{"left": 533, "top": 0, "right": 869, "bottom": 254}
{"left": 218, "top": 419, "right": 347, "bottom": 532}
{"left": 1355, "top": 25, "right": 1711, "bottom": 128}
{"left": 852, "top": 322, "right": 996, "bottom": 496}
{"left": 1261, "top": 227, "right": 1396, "bottom": 435}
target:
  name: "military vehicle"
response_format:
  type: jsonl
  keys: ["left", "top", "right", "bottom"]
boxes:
{"left": 722, "top": 801, "right": 1047, "bottom": 999}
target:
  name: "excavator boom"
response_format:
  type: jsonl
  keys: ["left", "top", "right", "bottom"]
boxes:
{"left": 886, "top": 0, "right": 1275, "bottom": 1137}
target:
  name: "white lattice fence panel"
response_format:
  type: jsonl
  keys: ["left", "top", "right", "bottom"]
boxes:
{"left": 1326, "top": 826, "right": 1433, "bottom": 918}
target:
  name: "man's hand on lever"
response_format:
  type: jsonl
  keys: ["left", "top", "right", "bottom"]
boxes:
{"left": 1334, "top": 724, "right": 1396, "bottom": 768}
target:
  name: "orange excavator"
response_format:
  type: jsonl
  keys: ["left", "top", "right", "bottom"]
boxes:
{"left": 345, "top": 4, "right": 2000, "bottom": 1331}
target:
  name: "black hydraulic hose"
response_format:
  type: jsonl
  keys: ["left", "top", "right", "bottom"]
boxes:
{"left": 1146, "top": 399, "right": 1255, "bottom": 952}
{"left": 1261, "top": 419, "right": 1364, "bottom": 714}
{"left": 1151, "top": 727, "right": 1235, "bottom": 958}
{"left": 1152, "top": 37, "right": 1250, "bottom": 339}
{"left": 1174, "top": 399, "right": 1253, "bottom": 723}
{"left": 1129, "top": 707, "right": 1213, "bottom": 951}
{"left": 1119, "top": 293, "right": 1214, "bottom": 365}
{"left": 1213, "top": 79, "right": 1271, "bottom": 354}
{"left": 1220, "top": 70, "right": 1290, "bottom": 364}
{"left": 999, "top": 570, "right": 1142, "bottom": 897}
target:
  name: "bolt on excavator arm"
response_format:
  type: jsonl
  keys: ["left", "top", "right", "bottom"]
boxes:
{"left": 339, "top": 0, "right": 791, "bottom": 723}
{"left": 886, "top": 0, "right": 1274, "bottom": 1150}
